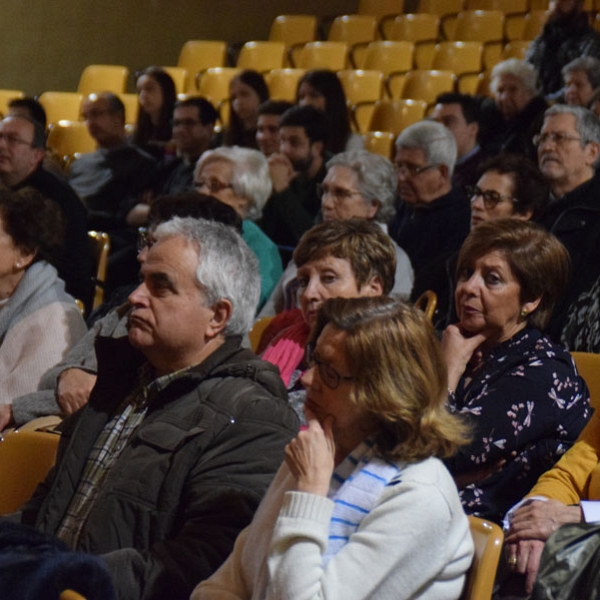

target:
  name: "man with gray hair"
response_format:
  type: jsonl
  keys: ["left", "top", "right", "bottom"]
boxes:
{"left": 389, "top": 120, "right": 470, "bottom": 278}
{"left": 535, "top": 103, "right": 600, "bottom": 340}
{"left": 20, "top": 217, "right": 298, "bottom": 600}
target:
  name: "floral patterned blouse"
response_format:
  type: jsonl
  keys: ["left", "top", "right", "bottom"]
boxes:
{"left": 445, "top": 328, "right": 591, "bottom": 524}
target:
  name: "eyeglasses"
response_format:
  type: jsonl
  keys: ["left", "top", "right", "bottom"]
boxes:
{"left": 466, "top": 185, "right": 517, "bottom": 210}
{"left": 306, "top": 343, "right": 354, "bottom": 390}
{"left": 137, "top": 227, "right": 155, "bottom": 254}
{"left": 194, "top": 179, "right": 233, "bottom": 194}
{"left": 532, "top": 132, "right": 582, "bottom": 146}
{"left": 394, "top": 162, "right": 439, "bottom": 177}
{"left": 316, "top": 182, "right": 363, "bottom": 203}
{"left": 172, "top": 118, "right": 202, "bottom": 128}
{"left": 0, "top": 133, "right": 34, "bottom": 148}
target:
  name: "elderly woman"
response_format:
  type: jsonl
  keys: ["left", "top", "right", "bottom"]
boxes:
{"left": 195, "top": 147, "right": 282, "bottom": 310}
{"left": 442, "top": 219, "right": 591, "bottom": 524}
{"left": 260, "top": 219, "right": 396, "bottom": 421}
{"left": 479, "top": 59, "right": 548, "bottom": 160}
{"left": 193, "top": 296, "right": 473, "bottom": 600}
{"left": 413, "top": 153, "right": 549, "bottom": 330}
{"left": 0, "top": 187, "right": 87, "bottom": 430}
{"left": 262, "top": 149, "right": 413, "bottom": 316}
{"left": 562, "top": 56, "right": 600, "bottom": 107}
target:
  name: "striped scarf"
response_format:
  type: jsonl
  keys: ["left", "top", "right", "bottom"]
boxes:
{"left": 323, "top": 438, "right": 402, "bottom": 565}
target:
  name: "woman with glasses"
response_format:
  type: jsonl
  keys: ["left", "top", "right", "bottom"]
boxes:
{"left": 441, "top": 219, "right": 590, "bottom": 525}
{"left": 412, "top": 154, "right": 548, "bottom": 330}
{"left": 193, "top": 295, "right": 474, "bottom": 600}
{"left": 194, "top": 147, "right": 282, "bottom": 311}
{"left": 259, "top": 219, "right": 396, "bottom": 422}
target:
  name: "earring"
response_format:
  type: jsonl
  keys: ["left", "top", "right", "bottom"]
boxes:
{"left": 15, "top": 262, "right": 20, "bottom": 268}
{"left": 520, "top": 308, "right": 528, "bottom": 317}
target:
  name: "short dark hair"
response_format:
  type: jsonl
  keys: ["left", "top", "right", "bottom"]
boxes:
{"left": 7, "top": 115, "right": 47, "bottom": 149}
{"left": 175, "top": 97, "right": 218, "bottom": 125}
{"left": 258, "top": 99, "right": 294, "bottom": 117}
{"left": 101, "top": 93, "right": 126, "bottom": 121}
{"left": 279, "top": 105, "right": 327, "bottom": 144}
{"left": 476, "top": 153, "right": 549, "bottom": 219}
{"left": 0, "top": 187, "right": 64, "bottom": 265}
{"left": 148, "top": 193, "right": 243, "bottom": 234}
{"left": 456, "top": 219, "right": 570, "bottom": 330}
{"left": 8, "top": 97, "right": 47, "bottom": 130}
{"left": 434, "top": 92, "right": 480, "bottom": 124}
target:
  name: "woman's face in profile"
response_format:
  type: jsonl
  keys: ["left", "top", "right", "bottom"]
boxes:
{"left": 455, "top": 250, "right": 526, "bottom": 343}
{"left": 297, "top": 82, "right": 327, "bottom": 112}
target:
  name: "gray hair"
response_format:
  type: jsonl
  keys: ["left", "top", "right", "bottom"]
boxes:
{"left": 544, "top": 104, "right": 600, "bottom": 159}
{"left": 196, "top": 147, "right": 272, "bottom": 221}
{"left": 153, "top": 216, "right": 260, "bottom": 335}
{"left": 326, "top": 150, "right": 396, "bottom": 223}
{"left": 562, "top": 56, "right": 600, "bottom": 90}
{"left": 490, "top": 59, "right": 538, "bottom": 97}
{"left": 395, "top": 120, "right": 457, "bottom": 176}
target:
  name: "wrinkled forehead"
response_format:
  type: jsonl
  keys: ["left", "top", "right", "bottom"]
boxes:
{"left": 542, "top": 113, "right": 578, "bottom": 134}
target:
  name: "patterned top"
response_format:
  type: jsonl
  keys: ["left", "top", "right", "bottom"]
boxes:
{"left": 445, "top": 328, "right": 591, "bottom": 524}
{"left": 561, "top": 274, "right": 600, "bottom": 353}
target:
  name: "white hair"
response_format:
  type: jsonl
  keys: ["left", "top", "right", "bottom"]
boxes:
{"left": 153, "top": 217, "right": 260, "bottom": 335}
{"left": 490, "top": 58, "right": 538, "bottom": 97}
{"left": 395, "top": 120, "right": 457, "bottom": 176}
{"left": 196, "top": 147, "right": 272, "bottom": 221}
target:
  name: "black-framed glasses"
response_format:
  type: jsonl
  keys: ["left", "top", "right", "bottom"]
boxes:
{"left": 394, "top": 162, "right": 439, "bottom": 177}
{"left": 316, "top": 182, "right": 363, "bottom": 203}
{"left": 137, "top": 227, "right": 155, "bottom": 254}
{"left": 0, "top": 133, "right": 34, "bottom": 148}
{"left": 532, "top": 132, "right": 582, "bottom": 147}
{"left": 172, "top": 118, "right": 202, "bottom": 128}
{"left": 465, "top": 185, "right": 517, "bottom": 210}
{"left": 305, "top": 343, "right": 354, "bottom": 390}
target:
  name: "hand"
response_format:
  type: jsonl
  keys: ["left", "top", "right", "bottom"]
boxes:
{"left": 0, "top": 404, "right": 13, "bottom": 431}
{"left": 507, "top": 499, "right": 581, "bottom": 542}
{"left": 268, "top": 153, "right": 295, "bottom": 193}
{"left": 56, "top": 368, "right": 97, "bottom": 415}
{"left": 285, "top": 409, "right": 335, "bottom": 497}
{"left": 441, "top": 325, "right": 487, "bottom": 391}
{"left": 505, "top": 539, "right": 546, "bottom": 594}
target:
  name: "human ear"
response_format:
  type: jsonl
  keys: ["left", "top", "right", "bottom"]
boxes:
{"left": 206, "top": 299, "right": 233, "bottom": 339}
{"left": 360, "top": 275, "right": 384, "bottom": 297}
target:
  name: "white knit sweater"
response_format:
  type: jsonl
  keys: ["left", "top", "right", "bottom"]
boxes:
{"left": 192, "top": 456, "right": 473, "bottom": 600}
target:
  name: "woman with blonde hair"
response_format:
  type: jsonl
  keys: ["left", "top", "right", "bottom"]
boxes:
{"left": 193, "top": 296, "right": 473, "bottom": 600}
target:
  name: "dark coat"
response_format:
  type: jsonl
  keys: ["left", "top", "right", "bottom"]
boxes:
{"left": 22, "top": 335, "right": 299, "bottom": 600}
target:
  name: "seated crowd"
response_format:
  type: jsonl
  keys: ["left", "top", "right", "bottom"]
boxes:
{"left": 3, "top": 4, "right": 600, "bottom": 593}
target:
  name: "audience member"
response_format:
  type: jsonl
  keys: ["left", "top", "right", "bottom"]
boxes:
{"left": 193, "top": 296, "right": 473, "bottom": 600}
{"left": 131, "top": 66, "right": 177, "bottom": 159}
{"left": 260, "top": 149, "right": 414, "bottom": 316}
{"left": 0, "top": 115, "right": 92, "bottom": 305}
{"left": 19, "top": 217, "right": 299, "bottom": 600}
{"left": 535, "top": 104, "right": 600, "bottom": 341}
{"left": 442, "top": 219, "right": 590, "bottom": 524}
{"left": 223, "top": 70, "right": 269, "bottom": 149}
{"left": 504, "top": 407, "right": 600, "bottom": 595}
{"left": 479, "top": 59, "right": 547, "bottom": 160}
{"left": 389, "top": 120, "right": 470, "bottom": 278}
{"left": 9, "top": 194, "right": 242, "bottom": 426}
{"left": 561, "top": 272, "right": 600, "bottom": 352}
{"left": 297, "top": 69, "right": 363, "bottom": 154}
{"left": 7, "top": 97, "right": 64, "bottom": 177}
{"left": 259, "top": 219, "right": 396, "bottom": 421}
{"left": 562, "top": 56, "right": 600, "bottom": 107}
{"left": 412, "top": 153, "right": 548, "bottom": 331}
{"left": 527, "top": 0, "right": 600, "bottom": 96}
{"left": 0, "top": 187, "right": 86, "bottom": 430}
{"left": 69, "top": 93, "right": 156, "bottom": 232}
{"left": 151, "top": 97, "right": 218, "bottom": 198}
{"left": 194, "top": 147, "right": 282, "bottom": 310}
{"left": 431, "top": 92, "right": 487, "bottom": 188}
{"left": 256, "top": 99, "right": 293, "bottom": 157}
{"left": 260, "top": 105, "right": 327, "bottom": 252}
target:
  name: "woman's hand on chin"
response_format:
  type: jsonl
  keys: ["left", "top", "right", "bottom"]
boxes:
{"left": 441, "top": 324, "right": 488, "bottom": 392}
{"left": 285, "top": 408, "right": 335, "bottom": 497}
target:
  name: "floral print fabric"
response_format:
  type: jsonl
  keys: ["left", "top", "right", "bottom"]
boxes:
{"left": 445, "top": 328, "right": 591, "bottom": 524}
